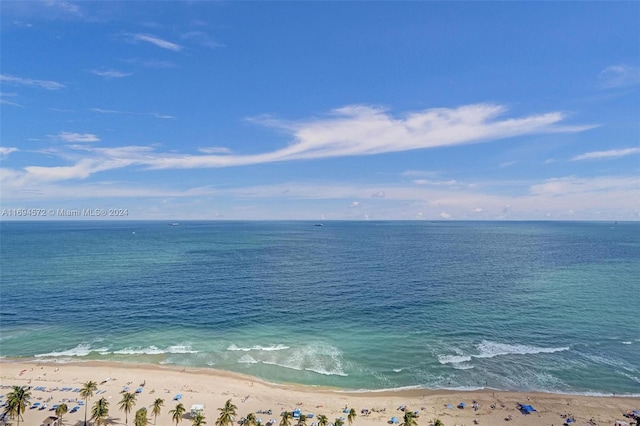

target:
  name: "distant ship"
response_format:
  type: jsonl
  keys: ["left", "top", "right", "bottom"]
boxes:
{"left": 314, "top": 223, "right": 323, "bottom": 227}
{"left": 169, "top": 222, "right": 180, "bottom": 226}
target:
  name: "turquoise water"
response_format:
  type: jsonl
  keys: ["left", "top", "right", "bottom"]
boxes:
{"left": 1, "top": 221, "right": 638, "bottom": 395}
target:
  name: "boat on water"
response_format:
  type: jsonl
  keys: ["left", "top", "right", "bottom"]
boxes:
{"left": 314, "top": 223, "right": 323, "bottom": 227}
{"left": 169, "top": 222, "right": 180, "bottom": 226}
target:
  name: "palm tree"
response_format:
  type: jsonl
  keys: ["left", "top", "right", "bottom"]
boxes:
{"left": 317, "top": 415, "right": 329, "bottom": 426}
{"left": 433, "top": 420, "right": 443, "bottom": 426}
{"left": 135, "top": 408, "right": 149, "bottom": 426}
{"left": 296, "top": 414, "right": 307, "bottom": 426}
{"left": 2, "top": 385, "right": 31, "bottom": 426}
{"left": 151, "top": 398, "right": 165, "bottom": 426}
{"left": 279, "top": 411, "right": 292, "bottom": 426}
{"left": 169, "top": 403, "right": 186, "bottom": 426}
{"left": 119, "top": 392, "right": 137, "bottom": 424}
{"left": 80, "top": 380, "right": 98, "bottom": 426}
{"left": 216, "top": 399, "right": 237, "bottom": 426}
{"left": 91, "top": 397, "right": 110, "bottom": 426}
{"left": 192, "top": 412, "right": 207, "bottom": 426}
{"left": 347, "top": 409, "right": 356, "bottom": 426}
{"left": 334, "top": 418, "right": 344, "bottom": 426}
{"left": 56, "top": 403, "right": 69, "bottom": 426}
{"left": 401, "top": 410, "right": 417, "bottom": 426}
{"left": 245, "top": 413, "right": 258, "bottom": 426}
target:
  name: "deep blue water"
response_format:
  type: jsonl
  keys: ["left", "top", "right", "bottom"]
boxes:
{"left": 1, "top": 220, "right": 638, "bottom": 395}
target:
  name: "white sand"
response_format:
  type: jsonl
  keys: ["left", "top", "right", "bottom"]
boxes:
{"left": 0, "top": 360, "right": 636, "bottom": 426}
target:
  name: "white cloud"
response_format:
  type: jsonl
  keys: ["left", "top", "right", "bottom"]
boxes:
{"left": 7, "top": 103, "right": 595, "bottom": 183}
{"left": 599, "top": 65, "right": 640, "bottom": 89}
{"left": 0, "top": 74, "right": 65, "bottom": 90}
{"left": 0, "top": 147, "right": 19, "bottom": 158}
{"left": 197, "top": 147, "right": 233, "bottom": 154}
{"left": 45, "top": 1, "right": 80, "bottom": 14}
{"left": 571, "top": 147, "right": 640, "bottom": 161}
{"left": 131, "top": 33, "right": 183, "bottom": 51}
{"left": 148, "top": 113, "right": 175, "bottom": 119}
{"left": 90, "top": 108, "right": 175, "bottom": 119}
{"left": 529, "top": 175, "right": 639, "bottom": 197}
{"left": 90, "top": 69, "right": 132, "bottom": 79}
{"left": 413, "top": 179, "right": 458, "bottom": 186}
{"left": 350, "top": 201, "right": 360, "bottom": 208}
{"left": 500, "top": 161, "right": 517, "bottom": 168}
{"left": 181, "top": 31, "right": 223, "bottom": 49}
{"left": 439, "top": 211, "right": 451, "bottom": 219}
{"left": 371, "top": 191, "right": 385, "bottom": 198}
{"left": 57, "top": 132, "right": 100, "bottom": 143}
{"left": 0, "top": 92, "right": 22, "bottom": 107}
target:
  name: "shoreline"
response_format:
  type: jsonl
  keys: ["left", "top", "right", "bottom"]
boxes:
{"left": 1, "top": 359, "right": 636, "bottom": 426}
{"left": 4, "top": 357, "right": 638, "bottom": 398}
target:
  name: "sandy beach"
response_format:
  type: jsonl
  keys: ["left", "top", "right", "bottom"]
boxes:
{"left": 0, "top": 360, "right": 636, "bottom": 426}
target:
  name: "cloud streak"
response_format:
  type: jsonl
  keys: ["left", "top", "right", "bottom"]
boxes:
{"left": 572, "top": 147, "right": 640, "bottom": 161}
{"left": 57, "top": 132, "right": 100, "bottom": 143}
{"left": 90, "top": 108, "right": 175, "bottom": 119}
{"left": 0, "top": 147, "right": 19, "bottom": 158}
{"left": 90, "top": 69, "right": 132, "bottom": 79}
{"left": 10, "top": 103, "right": 595, "bottom": 183}
{"left": 599, "top": 65, "right": 640, "bottom": 89}
{"left": 131, "top": 33, "right": 183, "bottom": 51}
{"left": 0, "top": 74, "right": 65, "bottom": 90}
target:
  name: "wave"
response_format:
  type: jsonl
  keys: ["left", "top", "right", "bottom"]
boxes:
{"left": 261, "top": 360, "right": 348, "bottom": 377}
{"left": 437, "top": 355, "right": 472, "bottom": 364}
{"left": 437, "top": 340, "right": 569, "bottom": 366}
{"left": 475, "top": 340, "right": 569, "bottom": 358}
{"left": 113, "top": 345, "right": 198, "bottom": 355}
{"left": 227, "top": 344, "right": 290, "bottom": 352}
{"left": 35, "top": 343, "right": 104, "bottom": 358}
{"left": 35, "top": 343, "right": 198, "bottom": 358}
{"left": 237, "top": 355, "right": 258, "bottom": 364}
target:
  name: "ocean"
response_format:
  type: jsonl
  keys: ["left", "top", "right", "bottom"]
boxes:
{"left": 0, "top": 220, "right": 638, "bottom": 395}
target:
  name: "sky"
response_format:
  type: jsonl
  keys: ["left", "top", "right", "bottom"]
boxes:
{"left": 1, "top": 1, "right": 639, "bottom": 221}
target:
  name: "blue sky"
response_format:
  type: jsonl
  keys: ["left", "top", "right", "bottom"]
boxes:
{"left": 1, "top": 1, "right": 639, "bottom": 220}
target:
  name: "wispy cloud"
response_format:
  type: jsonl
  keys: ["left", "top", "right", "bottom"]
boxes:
{"left": 181, "top": 31, "right": 224, "bottom": 49}
{"left": 57, "top": 132, "right": 100, "bottom": 143}
{"left": 0, "top": 74, "right": 65, "bottom": 90}
{"left": 599, "top": 65, "right": 640, "bottom": 89}
{"left": 413, "top": 179, "right": 458, "bottom": 186}
{"left": 197, "top": 147, "right": 233, "bottom": 154}
{"left": 90, "top": 108, "right": 175, "bottom": 119}
{"left": 500, "top": 160, "right": 517, "bottom": 168}
{"left": 0, "top": 92, "right": 23, "bottom": 107}
{"left": 44, "top": 1, "right": 80, "bottom": 14}
{"left": 90, "top": 69, "right": 132, "bottom": 79}
{"left": 9, "top": 103, "right": 594, "bottom": 183}
{"left": 121, "top": 58, "right": 177, "bottom": 69}
{"left": 572, "top": 147, "right": 640, "bottom": 161}
{"left": 0, "top": 147, "right": 19, "bottom": 158}
{"left": 130, "top": 33, "right": 183, "bottom": 51}
{"left": 530, "top": 175, "right": 639, "bottom": 198}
